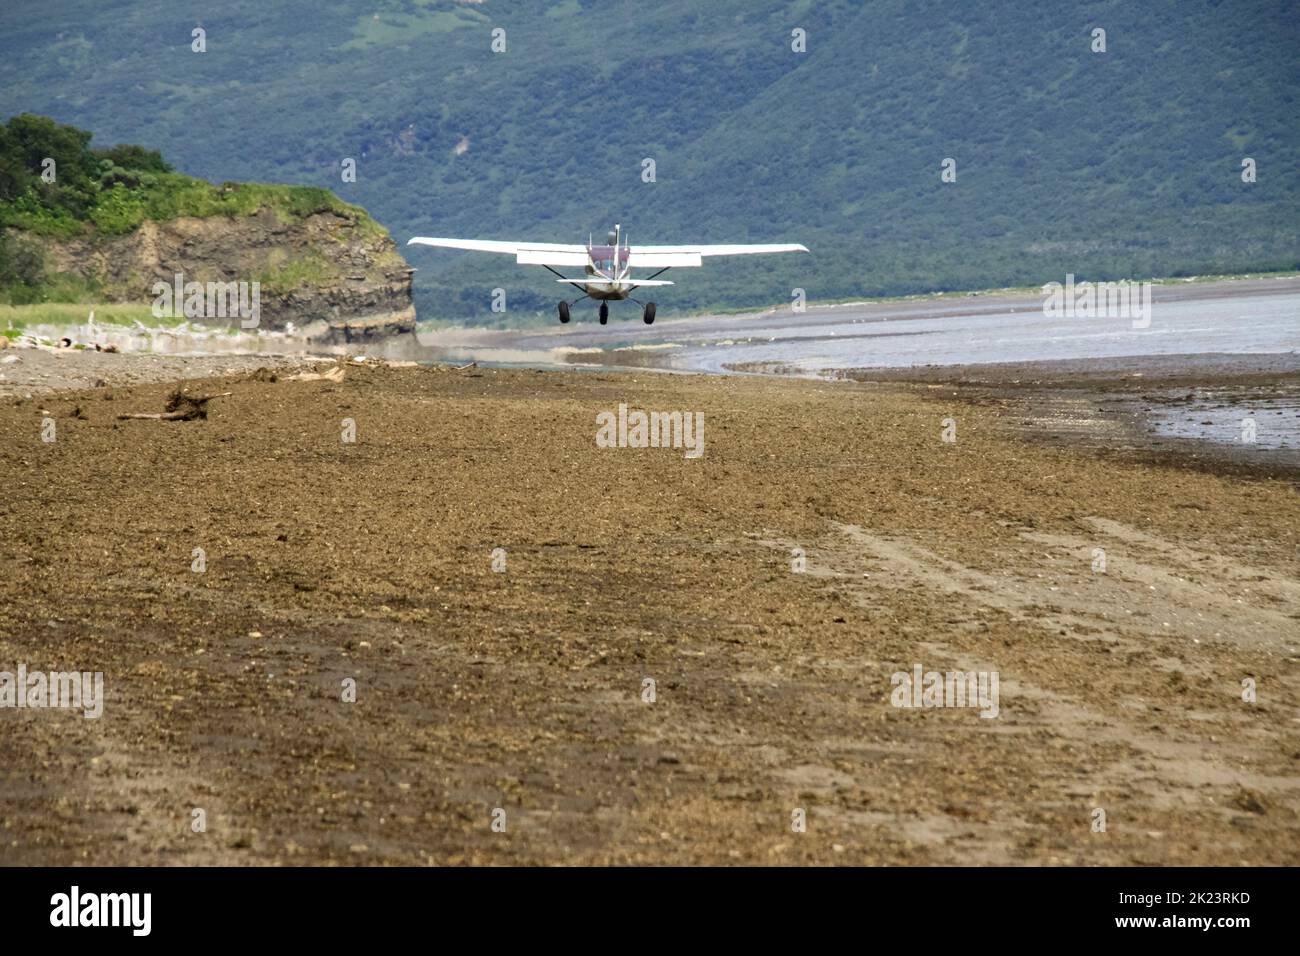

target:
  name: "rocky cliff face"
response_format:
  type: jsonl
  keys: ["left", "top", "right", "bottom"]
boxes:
{"left": 25, "top": 206, "right": 415, "bottom": 342}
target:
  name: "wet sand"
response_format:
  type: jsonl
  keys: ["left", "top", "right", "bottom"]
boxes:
{"left": 1, "top": 355, "right": 1297, "bottom": 865}
{"left": 813, "top": 353, "right": 1300, "bottom": 478}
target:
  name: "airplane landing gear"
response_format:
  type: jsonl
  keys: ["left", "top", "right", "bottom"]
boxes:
{"left": 599, "top": 302, "right": 609, "bottom": 325}
{"left": 643, "top": 302, "right": 656, "bottom": 325}
{"left": 558, "top": 301, "right": 570, "bottom": 324}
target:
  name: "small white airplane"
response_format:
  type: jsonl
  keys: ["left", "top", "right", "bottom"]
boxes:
{"left": 407, "top": 223, "right": 808, "bottom": 325}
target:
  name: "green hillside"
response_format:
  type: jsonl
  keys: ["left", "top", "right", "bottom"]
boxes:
{"left": 1, "top": 0, "right": 1296, "bottom": 322}
{"left": 0, "top": 114, "right": 391, "bottom": 305}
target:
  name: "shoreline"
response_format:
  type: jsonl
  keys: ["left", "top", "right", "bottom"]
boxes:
{"left": 5, "top": 272, "right": 1295, "bottom": 478}
{"left": 7, "top": 347, "right": 1295, "bottom": 476}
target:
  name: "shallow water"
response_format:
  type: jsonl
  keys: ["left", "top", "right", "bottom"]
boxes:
{"left": 396, "top": 279, "right": 1299, "bottom": 379}
{"left": 1146, "top": 391, "right": 1300, "bottom": 449}
{"left": 671, "top": 288, "right": 1300, "bottom": 374}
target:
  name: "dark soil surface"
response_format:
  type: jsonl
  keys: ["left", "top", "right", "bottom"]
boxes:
{"left": 1, "top": 356, "right": 1297, "bottom": 864}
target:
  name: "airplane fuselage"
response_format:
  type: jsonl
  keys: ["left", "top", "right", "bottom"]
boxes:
{"left": 581, "top": 284, "right": 633, "bottom": 301}
{"left": 582, "top": 242, "right": 633, "bottom": 300}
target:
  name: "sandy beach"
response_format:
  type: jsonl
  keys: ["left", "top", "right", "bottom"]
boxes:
{"left": 1, "top": 350, "right": 1296, "bottom": 864}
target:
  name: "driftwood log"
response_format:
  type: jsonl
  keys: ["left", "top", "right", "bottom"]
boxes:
{"left": 285, "top": 365, "right": 345, "bottom": 382}
{"left": 117, "top": 389, "right": 232, "bottom": 421}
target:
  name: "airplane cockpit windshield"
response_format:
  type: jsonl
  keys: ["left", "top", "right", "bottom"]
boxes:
{"left": 587, "top": 246, "right": 627, "bottom": 276}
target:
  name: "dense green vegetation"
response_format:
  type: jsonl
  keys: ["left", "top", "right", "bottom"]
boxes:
{"left": 1, "top": 0, "right": 1296, "bottom": 322}
{"left": 0, "top": 114, "right": 387, "bottom": 304}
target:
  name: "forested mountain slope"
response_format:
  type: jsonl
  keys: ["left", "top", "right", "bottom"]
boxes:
{"left": 2, "top": 0, "right": 1296, "bottom": 321}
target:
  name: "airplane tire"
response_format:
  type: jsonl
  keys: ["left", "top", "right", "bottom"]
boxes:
{"left": 643, "top": 302, "right": 656, "bottom": 325}
{"left": 558, "top": 301, "right": 570, "bottom": 324}
{"left": 599, "top": 303, "right": 609, "bottom": 325}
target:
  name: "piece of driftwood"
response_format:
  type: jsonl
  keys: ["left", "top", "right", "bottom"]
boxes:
{"left": 285, "top": 365, "right": 346, "bottom": 382}
{"left": 117, "top": 389, "right": 231, "bottom": 421}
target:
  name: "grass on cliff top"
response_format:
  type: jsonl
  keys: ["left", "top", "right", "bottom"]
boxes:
{"left": 145, "top": 177, "right": 387, "bottom": 235}
{"left": 1, "top": 114, "right": 390, "bottom": 241}
{"left": 9, "top": 174, "right": 388, "bottom": 240}
{"left": 1, "top": 115, "right": 400, "bottom": 309}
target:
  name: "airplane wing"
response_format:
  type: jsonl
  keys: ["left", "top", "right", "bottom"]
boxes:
{"left": 408, "top": 236, "right": 588, "bottom": 267}
{"left": 408, "top": 236, "right": 808, "bottom": 271}
{"left": 633, "top": 243, "right": 809, "bottom": 256}
{"left": 628, "top": 243, "right": 808, "bottom": 270}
